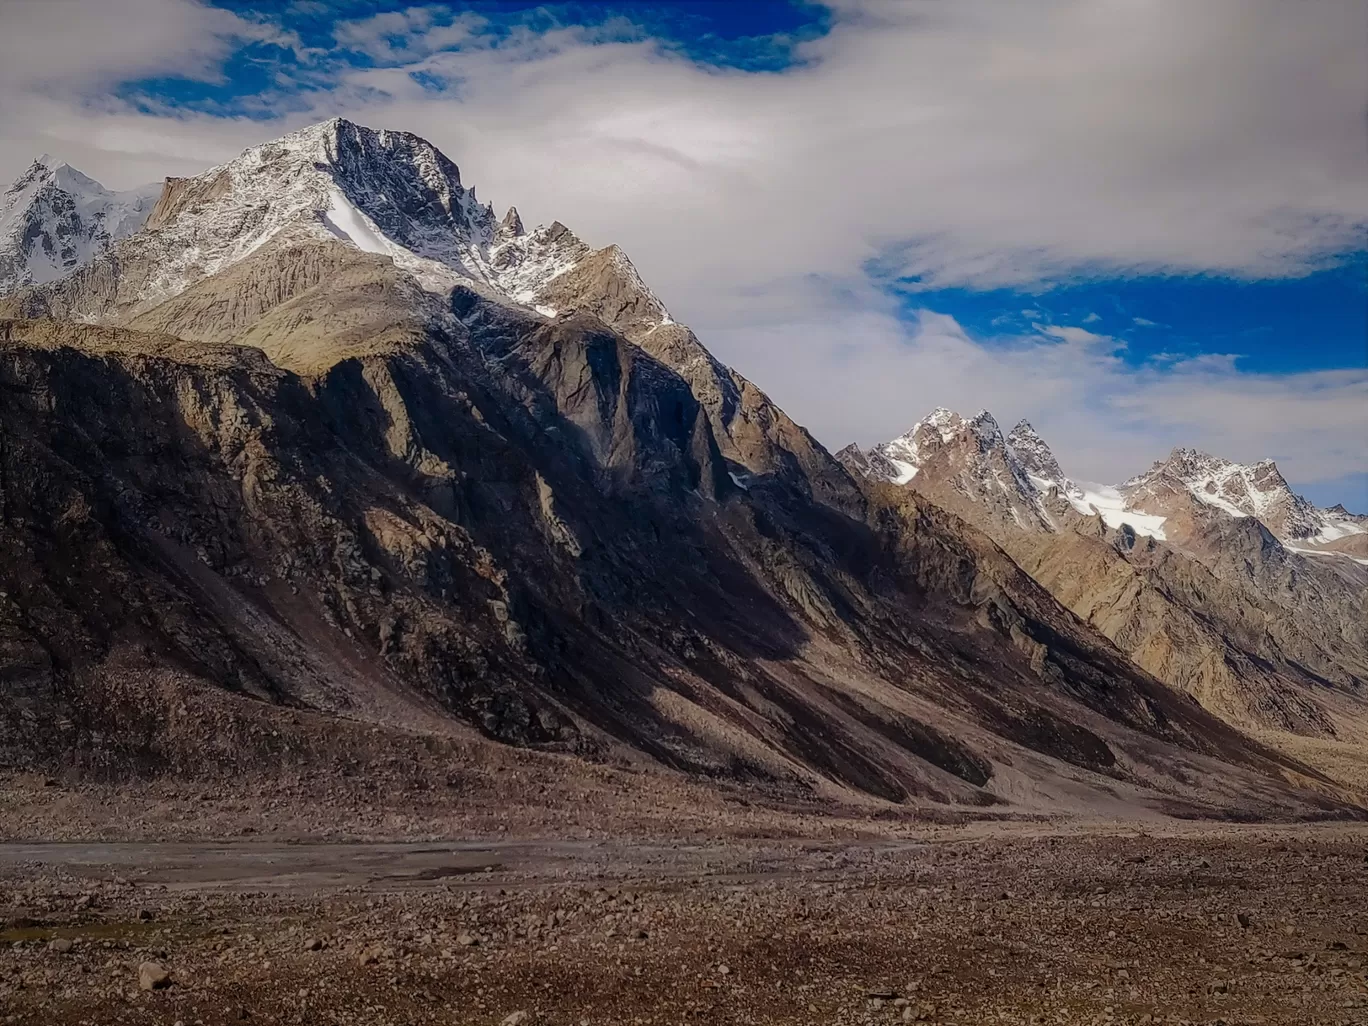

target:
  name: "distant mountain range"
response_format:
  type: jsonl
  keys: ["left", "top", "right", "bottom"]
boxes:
{"left": 0, "top": 155, "right": 159, "bottom": 294}
{"left": 841, "top": 411, "right": 1368, "bottom": 770}
{"left": 0, "top": 118, "right": 1362, "bottom": 820}
{"left": 839, "top": 407, "right": 1366, "bottom": 558}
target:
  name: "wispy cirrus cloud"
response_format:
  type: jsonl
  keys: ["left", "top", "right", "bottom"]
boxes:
{"left": 333, "top": 5, "right": 485, "bottom": 63}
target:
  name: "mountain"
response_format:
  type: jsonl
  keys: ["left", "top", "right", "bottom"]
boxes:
{"left": 0, "top": 156, "right": 159, "bottom": 294}
{"left": 842, "top": 414, "right": 1367, "bottom": 561}
{"left": 0, "top": 120, "right": 1356, "bottom": 822}
{"left": 842, "top": 413, "right": 1368, "bottom": 790}
{"left": 845, "top": 410, "right": 1054, "bottom": 539}
{"left": 2, "top": 118, "right": 862, "bottom": 518}
{"left": 1122, "top": 448, "right": 1368, "bottom": 559}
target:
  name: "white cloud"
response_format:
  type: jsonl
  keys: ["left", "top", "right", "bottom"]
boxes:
{"left": 0, "top": 0, "right": 303, "bottom": 185}
{"left": 0, "top": 0, "right": 292, "bottom": 94}
{"left": 334, "top": 6, "right": 484, "bottom": 63}
{"left": 1035, "top": 324, "right": 1118, "bottom": 349}
{"left": 707, "top": 302, "right": 1368, "bottom": 489}
{"left": 13, "top": 1, "right": 1363, "bottom": 288}
{"left": 0, "top": 0, "right": 1364, "bottom": 494}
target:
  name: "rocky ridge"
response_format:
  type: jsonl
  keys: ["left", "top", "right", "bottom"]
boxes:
{"left": 842, "top": 412, "right": 1368, "bottom": 788}
{"left": 1123, "top": 447, "right": 1368, "bottom": 558}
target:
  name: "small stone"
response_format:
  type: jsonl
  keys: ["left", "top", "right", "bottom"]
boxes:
{"left": 49, "top": 937, "right": 73, "bottom": 954}
{"left": 137, "top": 961, "right": 171, "bottom": 991}
{"left": 501, "top": 1013, "right": 530, "bottom": 1026}
{"left": 457, "top": 932, "right": 478, "bottom": 947}
{"left": 303, "top": 937, "right": 323, "bottom": 952}
{"left": 1236, "top": 912, "right": 1251, "bottom": 930}
{"left": 137, "top": 909, "right": 155, "bottom": 922}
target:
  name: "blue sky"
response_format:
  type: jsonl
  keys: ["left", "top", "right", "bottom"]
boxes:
{"left": 115, "top": 0, "right": 834, "bottom": 116}
{"left": 1, "top": 0, "right": 1364, "bottom": 507}
{"left": 898, "top": 262, "right": 1368, "bottom": 378}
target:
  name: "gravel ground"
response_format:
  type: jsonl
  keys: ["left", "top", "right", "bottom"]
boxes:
{"left": 2, "top": 827, "right": 1367, "bottom": 1025}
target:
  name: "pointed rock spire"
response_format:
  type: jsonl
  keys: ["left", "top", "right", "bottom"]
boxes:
{"left": 1007, "top": 419, "right": 1065, "bottom": 484}
{"left": 499, "top": 206, "right": 525, "bottom": 238}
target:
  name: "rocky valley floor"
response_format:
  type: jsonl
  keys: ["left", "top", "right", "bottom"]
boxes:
{"left": 2, "top": 823, "right": 1367, "bottom": 1026}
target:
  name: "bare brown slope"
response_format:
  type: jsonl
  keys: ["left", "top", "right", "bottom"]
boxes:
{"left": 0, "top": 307, "right": 1354, "bottom": 822}
{"left": 517, "top": 243, "right": 865, "bottom": 519}
{"left": 124, "top": 241, "right": 433, "bottom": 374}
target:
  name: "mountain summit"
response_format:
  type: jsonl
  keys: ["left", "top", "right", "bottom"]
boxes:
{"left": 1122, "top": 446, "right": 1364, "bottom": 547}
{"left": 839, "top": 407, "right": 1070, "bottom": 536}
{"left": 843, "top": 409, "right": 1368, "bottom": 764}
{"left": 842, "top": 412, "right": 1366, "bottom": 557}
{"left": 17, "top": 117, "right": 663, "bottom": 327}
{"left": 0, "top": 155, "right": 158, "bottom": 294}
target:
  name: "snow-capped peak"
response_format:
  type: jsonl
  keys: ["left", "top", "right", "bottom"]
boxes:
{"left": 847, "top": 413, "right": 1362, "bottom": 557}
{"left": 967, "top": 409, "right": 1004, "bottom": 445}
{"left": 1123, "top": 447, "right": 1329, "bottom": 539}
{"left": 869, "top": 407, "right": 969, "bottom": 483}
{"left": 57, "top": 117, "right": 672, "bottom": 329}
{"left": 1132, "top": 448, "right": 1291, "bottom": 522}
{"left": 920, "top": 407, "right": 965, "bottom": 443}
{"left": 128, "top": 117, "right": 503, "bottom": 304}
{"left": 838, "top": 407, "right": 1061, "bottom": 531}
{"left": 0, "top": 156, "right": 159, "bottom": 294}
{"left": 844, "top": 409, "right": 1169, "bottom": 539}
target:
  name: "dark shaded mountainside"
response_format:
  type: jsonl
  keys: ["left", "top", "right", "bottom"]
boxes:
{"left": 0, "top": 122, "right": 1357, "bottom": 821}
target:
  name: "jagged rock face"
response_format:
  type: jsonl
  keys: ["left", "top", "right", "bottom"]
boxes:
{"left": 839, "top": 408, "right": 1057, "bottom": 535}
{"left": 1007, "top": 420, "right": 1067, "bottom": 484}
{"left": 1008, "top": 524, "right": 1368, "bottom": 739}
{"left": 1121, "top": 447, "right": 1367, "bottom": 556}
{"left": 847, "top": 409, "right": 1368, "bottom": 782}
{"left": 2, "top": 122, "right": 862, "bottom": 523}
{"left": 1, "top": 120, "right": 610, "bottom": 321}
{"left": 0, "top": 157, "right": 158, "bottom": 294}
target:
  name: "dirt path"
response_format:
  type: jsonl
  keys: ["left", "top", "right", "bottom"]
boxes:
{"left": 0, "top": 837, "right": 937, "bottom": 894}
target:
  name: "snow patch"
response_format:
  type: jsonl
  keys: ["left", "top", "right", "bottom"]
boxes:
{"left": 1070, "top": 483, "right": 1169, "bottom": 540}
{"left": 0, "top": 157, "right": 158, "bottom": 293}
{"left": 885, "top": 458, "right": 918, "bottom": 484}
{"left": 1314, "top": 517, "right": 1368, "bottom": 543}
{"left": 322, "top": 188, "right": 390, "bottom": 256}
{"left": 1285, "top": 544, "right": 1368, "bottom": 567}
